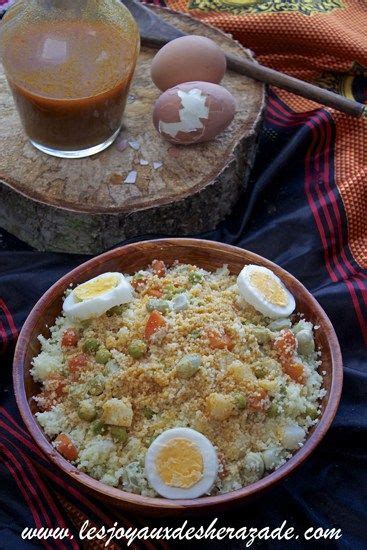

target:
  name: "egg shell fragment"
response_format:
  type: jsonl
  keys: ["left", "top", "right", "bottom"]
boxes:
{"left": 153, "top": 81, "right": 236, "bottom": 145}
{"left": 145, "top": 427, "right": 218, "bottom": 499}
{"left": 151, "top": 35, "right": 226, "bottom": 92}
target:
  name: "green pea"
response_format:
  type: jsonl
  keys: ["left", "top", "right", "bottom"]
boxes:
{"left": 68, "top": 385, "right": 84, "bottom": 404}
{"left": 78, "top": 400, "right": 96, "bottom": 421}
{"left": 106, "top": 304, "right": 126, "bottom": 317}
{"left": 92, "top": 420, "right": 108, "bottom": 435}
{"left": 146, "top": 298, "right": 170, "bottom": 313}
{"left": 189, "top": 271, "right": 204, "bottom": 284}
{"left": 176, "top": 354, "right": 201, "bottom": 379}
{"left": 83, "top": 338, "right": 100, "bottom": 353}
{"left": 306, "top": 405, "right": 319, "bottom": 420}
{"left": 268, "top": 402, "right": 279, "bottom": 418}
{"left": 88, "top": 374, "right": 105, "bottom": 396}
{"left": 254, "top": 365, "right": 267, "bottom": 379}
{"left": 95, "top": 348, "right": 112, "bottom": 365}
{"left": 252, "top": 327, "right": 272, "bottom": 344}
{"left": 110, "top": 426, "right": 128, "bottom": 445}
{"left": 142, "top": 406, "right": 155, "bottom": 419}
{"left": 128, "top": 339, "right": 147, "bottom": 359}
{"left": 162, "top": 284, "right": 175, "bottom": 299}
{"left": 235, "top": 393, "right": 247, "bottom": 410}
{"left": 163, "top": 285, "right": 186, "bottom": 299}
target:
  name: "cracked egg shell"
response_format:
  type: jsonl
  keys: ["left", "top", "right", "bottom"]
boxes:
{"left": 153, "top": 81, "right": 236, "bottom": 145}
{"left": 151, "top": 35, "right": 226, "bottom": 92}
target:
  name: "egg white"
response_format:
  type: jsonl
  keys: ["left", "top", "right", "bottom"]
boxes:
{"left": 237, "top": 264, "right": 295, "bottom": 319}
{"left": 63, "top": 272, "right": 133, "bottom": 320}
{"left": 145, "top": 427, "right": 218, "bottom": 499}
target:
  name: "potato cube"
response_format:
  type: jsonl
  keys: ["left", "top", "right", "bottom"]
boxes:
{"left": 227, "top": 360, "right": 256, "bottom": 383}
{"left": 259, "top": 379, "right": 277, "bottom": 391}
{"left": 102, "top": 398, "right": 133, "bottom": 427}
{"left": 207, "top": 392, "right": 235, "bottom": 421}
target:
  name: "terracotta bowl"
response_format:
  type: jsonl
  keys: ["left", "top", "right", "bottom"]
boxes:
{"left": 13, "top": 238, "right": 343, "bottom": 516}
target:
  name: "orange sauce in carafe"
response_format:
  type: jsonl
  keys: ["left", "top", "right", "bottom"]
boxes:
{"left": 3, "top": 20, "right": 137, "bottom": 151}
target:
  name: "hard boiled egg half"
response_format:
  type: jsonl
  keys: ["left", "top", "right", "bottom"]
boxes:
{"left": 63, "top": 272, "right": 133, "bottom": 320}
{"left": 145, "top": 428, "right": 218, "bottom": 499}
{"left": 237, "top": 264, "right": 295, "bottom": 319}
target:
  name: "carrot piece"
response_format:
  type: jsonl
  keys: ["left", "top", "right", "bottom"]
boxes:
{"left": 61, "top": 328, "right": 79, "bottom": 347}
{"left": 248, "top": 387, "right": 269, "bottom": 411}
{"left": 48, "top": 374, "right": 66, "bottom": 391}
{"left": 273, "top": 330, "right": 304, "bottom": 383}
{"left": 38, "top": 374, "right": 67, "bottom": 411}
{"left": 146, "top": 288, "right": 163, "bottom": 298}
{"left": 151, "top": 260, "right": 166, "bottom": 278}
{"left": 54, "top": 434, "right": 78, "bottom": 461}
{"left": 274, "top": 329, "right": 297, "bottom": 362}
{"left": 283, "top": 362, "right": 305, "bottom": 384}
{"left": 68, "top": 354, "right": 88, "bottom": 374}
{"left": 207, "top": 329, "right": 234, "bottom": 351}
{"left": 37, "top": 395, "right": 52, "bottom": 412}
{"left": 144, "top": 310, "right": 166, "bottom": 341}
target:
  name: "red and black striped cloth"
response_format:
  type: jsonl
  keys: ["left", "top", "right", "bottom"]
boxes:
{"left": 1, "top": 0, "right": 366, "bottom": 548}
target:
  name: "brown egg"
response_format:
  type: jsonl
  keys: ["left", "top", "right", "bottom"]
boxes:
{"left": 151, "top": 35, "right": 227, "bottom": 92}
{"left": 153, "top": 81, "right": 236, "bottom": 145}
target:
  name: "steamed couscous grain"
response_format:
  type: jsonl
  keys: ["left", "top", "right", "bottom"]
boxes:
{"left": 32, "top": 262, "right": 325, "bottom": 496}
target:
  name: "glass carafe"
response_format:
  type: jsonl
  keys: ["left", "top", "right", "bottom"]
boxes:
{"left": 0, "top": 0, "right": 140, "bottom": 158}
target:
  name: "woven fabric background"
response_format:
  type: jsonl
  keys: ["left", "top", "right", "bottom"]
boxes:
{"left": 0, "top": 0, "right": 366, "bottom": 548}
{"left": 164, "top": 0, "right": 367, "bottom": 269}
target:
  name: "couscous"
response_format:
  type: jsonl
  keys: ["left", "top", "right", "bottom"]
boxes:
{"left": 31, "top": 260, "right": 325, "bottom": 498}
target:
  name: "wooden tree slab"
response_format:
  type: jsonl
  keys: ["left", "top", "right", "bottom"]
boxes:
{"left": 0, "top": 6, "right": 265, "bottom": 254}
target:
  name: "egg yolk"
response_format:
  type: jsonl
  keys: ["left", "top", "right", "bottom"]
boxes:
{"left": 155, "top": 438, "right": 203, "bottom": 489}
{"left": 74, "top": 275, "right": 119, "bottom": 302}
{"left": 250, "top": 271, "right": 287, "bottom": 306}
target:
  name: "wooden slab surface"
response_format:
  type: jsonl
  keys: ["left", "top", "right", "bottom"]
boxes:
{"left": 0, "top": 6, "right": 265, "bottom": 253}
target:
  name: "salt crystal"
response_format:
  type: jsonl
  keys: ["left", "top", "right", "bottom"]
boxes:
{"left": 153, "top": 162, "right": 163, "bottom": 170}
{"left": 139, "top": 159, "right": 149, "bottom": 166}
{"left": 129, "top": 141, "right": 140, "bottom": 151}
{"left": 124, "top": 171, "right": 137, "bottom": 184}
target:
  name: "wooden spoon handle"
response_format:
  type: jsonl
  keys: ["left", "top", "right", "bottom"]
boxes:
{"left": 226, "top": 53, "right": 365, "bottom": 118}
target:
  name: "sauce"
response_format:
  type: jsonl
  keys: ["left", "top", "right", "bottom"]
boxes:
{"left": 2, "top": 20, "right": 138, "bottom": 151}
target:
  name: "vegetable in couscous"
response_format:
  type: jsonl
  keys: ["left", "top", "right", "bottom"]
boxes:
{"left": 31, "top": 261, "right": 325, "bottom": 499}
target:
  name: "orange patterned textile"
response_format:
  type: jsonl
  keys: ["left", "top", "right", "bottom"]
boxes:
{"left": 165, "top": 0, "right": 367, "bottom": 268}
